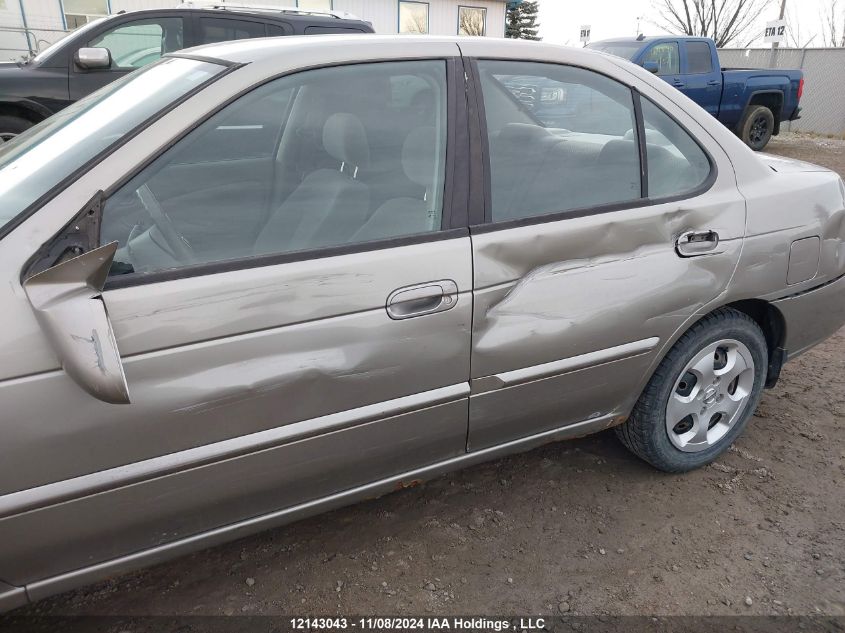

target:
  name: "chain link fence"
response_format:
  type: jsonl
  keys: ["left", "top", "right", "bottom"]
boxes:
{"left": 718, "top": 47, "right": 845, "bottom": 138}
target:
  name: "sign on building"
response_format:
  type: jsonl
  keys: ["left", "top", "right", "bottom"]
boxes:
{"left": 580, "top": 25, "right": 591, "bottom": 43}
{"left": 763, "top": 19, "right": 787, "bottom": 44}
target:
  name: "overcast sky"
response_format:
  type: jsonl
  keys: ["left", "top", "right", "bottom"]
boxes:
{"left": 538, "top": 0, "right": 833, "bottom": 48}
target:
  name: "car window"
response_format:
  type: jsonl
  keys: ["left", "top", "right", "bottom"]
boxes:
{"left": 642, "top": 42, "right": 680, "bottom": 75}
{"left": 686, "top": 41, "right": 713, "bottom": 74}
{"left": 477, "top": 60, "right": 641, "bottom": 222}
{"left": 88, "top": 18, "right": 184, "bottom": 69}
{"left": 198, "top": 17, "right": 267, "bottom": 44}
{"left": 640, "top": 97, "right": 711, "bottom": 198}
{"left": 0, "top": 58, "right": 223, "bottom": 235}
{"left": 100, "top": 60, "right": 449, "bottom": 278}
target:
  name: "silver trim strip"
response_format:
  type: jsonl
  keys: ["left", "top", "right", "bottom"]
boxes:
{"left": 471, "top": 337, "right": 661, "bottom": 394}
{"left": 24, "top": 413, "right": 619, "bottom": 601}
{"left": 0, "top": 383, "right": 469, "bottom": 519}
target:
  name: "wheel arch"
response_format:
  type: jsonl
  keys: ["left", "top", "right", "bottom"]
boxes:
{"left": 724, "top": 298, "right": 786, "bottom": 388}
{"left": 0, "top": 100, "right": 50, "bottom": 125}
{"left": 743, "top": 91, "right": 785, "bottom": 135}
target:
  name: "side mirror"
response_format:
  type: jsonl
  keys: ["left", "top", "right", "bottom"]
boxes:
{"left": 23, "top": 242, "right": 130, "bottom": 404}
{"left": 75, "top": 47, "right": 112, "bottom": 70}
{"left": 642, "top": 61, "right": 660, "bottom": 74}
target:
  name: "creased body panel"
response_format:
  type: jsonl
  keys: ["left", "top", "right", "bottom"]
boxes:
{"left": 468, "top": 189, "right": 745, "bottom": 448}
{"left": 0, "top": 398, "right": 467, "bottom": 586}
{"left": 0, "top": 238, "right": 472, "bottom": 495}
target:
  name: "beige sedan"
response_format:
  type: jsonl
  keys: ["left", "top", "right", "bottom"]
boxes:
{"left": 0, "top": 35, "right": 843, "bottom": 609}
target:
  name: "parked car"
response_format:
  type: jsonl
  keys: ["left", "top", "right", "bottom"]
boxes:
{"left": 0, "top": 2, "right": 373, "bottom": 141}
{"left": 587, "top": 36, "right": 803, "bottom": 150}
{"left": 1, "top": 35, "right": 844, "bottom": 611}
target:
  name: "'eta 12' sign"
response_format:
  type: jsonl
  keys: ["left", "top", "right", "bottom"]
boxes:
{"left": 764, "top": 19, "right": 786, "bottom": 44}
{"left": 580, "top": 25, "right": 591, "bottom": 43}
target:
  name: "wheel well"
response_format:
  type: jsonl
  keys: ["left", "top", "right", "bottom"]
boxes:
{"left": 0, "top": 103, "right": 44, "bottom": 125}
{"left": 747, "top": 92, "right": 784, "bottom": 134}
{"left": 726, "top": 299, "right": 786, "bottom": 387}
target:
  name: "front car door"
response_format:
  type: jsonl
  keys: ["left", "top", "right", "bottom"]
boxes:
{"left": 69, "top": 13, "right": 187, "bottom": 100}
{"left": 640, "top": 39, "right": 684, "bottom": 92}
{"left": 459, "top": 42, "right": 746, "bottom": 449}
{"left": 0, "top": 42, "right": 471, "bottom": 595}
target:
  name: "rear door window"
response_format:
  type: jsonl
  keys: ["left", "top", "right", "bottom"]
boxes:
{"left": 477, "top": 60, "right": 641, "bottom": 222}
{"left": 685, "top": 41, "right": 713, "bottom": 74}
{"left": 198, "top": 17, "right": 267, "bottom": 44}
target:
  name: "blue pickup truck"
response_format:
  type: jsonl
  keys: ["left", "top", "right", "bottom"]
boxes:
{"left": 587, "top": 35, "right": 803, "bottom": 150}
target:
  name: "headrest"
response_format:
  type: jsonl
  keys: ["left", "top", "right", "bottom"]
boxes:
{"left": 497, "top": 122, "right": 553, "bottom": 144}
{"left": 323, "top": 113, "right": 370, "bottom": 171}
{"left": 402, "top": 126, "right": 437, "bottom": 188}
{"left": 598, "top": 139, "right": 637, "bottom": 162}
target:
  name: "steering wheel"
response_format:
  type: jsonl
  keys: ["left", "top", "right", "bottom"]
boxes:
{"left": 136, "top": 184, "right": 195, "bottom": 264}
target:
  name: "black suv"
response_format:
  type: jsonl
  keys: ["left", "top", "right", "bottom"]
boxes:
{"left": 0, "top": 4, "right": 373, "bottom": 140}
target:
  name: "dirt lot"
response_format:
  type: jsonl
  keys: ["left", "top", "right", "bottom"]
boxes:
{"left": 7, "top": 133, "right": 845, "bottom": 620}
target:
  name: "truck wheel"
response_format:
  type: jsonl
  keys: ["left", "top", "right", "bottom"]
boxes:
{"left": 739, "top": 105, "right": 774, "bottom": 151}
{"left": 615, "top": 308, "right": 767, "bottom": 472}
{"left": 0, "top": 115, "right": 34, "bottom": 143}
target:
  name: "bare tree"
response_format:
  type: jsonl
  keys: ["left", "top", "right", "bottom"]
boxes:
{"left": 401, "top": 6, "right": 428, "bottom": 34}
{"left": 651, "top": 0, "right": 773, "bottom": 48}
{"left": 459, "top": 9, "right": 486, "bottom": 36}
{"left": 821, "top": 0, "right": 845, "bottom": 46}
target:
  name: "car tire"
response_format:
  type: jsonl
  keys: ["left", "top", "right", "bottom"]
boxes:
{"left": 615, "top": 308, "right": 768, "bottom": 473}
{"left": 739, "top": 105, "right": 775, "bottom": 151}
{"left": 0, "top": 115, "right": 34, "bottom": 143}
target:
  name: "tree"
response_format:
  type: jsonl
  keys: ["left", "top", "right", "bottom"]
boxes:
{"left": 651, "top": 0, "right": 772, "bottom": 48}
{"left": 459, "top": 9, "right": 486, "bottom": 36}
{"left": 821, "top": 0, "right": 845, "bottom": 46}
{"left": 506, "top": 1, "right": 541, "bottom": 41}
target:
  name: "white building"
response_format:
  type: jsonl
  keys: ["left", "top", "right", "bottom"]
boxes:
{"left": 1, "top": 0, "right": 509, "bottom": 61}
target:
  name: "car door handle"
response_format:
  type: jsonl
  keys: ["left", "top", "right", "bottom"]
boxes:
{"left": 676, "top": 230, "right": 720, "bottom": 257}
{"left": 707, "top": 80, "right": 720, "bottom": 86}
{"left": 673, "top": 81, "right": 685, "bottom": 88}
{"left": 386, "top": 280, "right": 458, "bottom": 320}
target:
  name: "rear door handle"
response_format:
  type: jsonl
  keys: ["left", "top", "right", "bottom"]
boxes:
{"left": 676, "top": 230, "right": 720, "bottom": 257}
{"left": 386, "top": 280, "right": 458, "bottom": 320}
{"left": 673, "top": 81, "right": 685, "bottom": 88}
{"left": 707, "top": 79, "right": 720, "bottom": 86}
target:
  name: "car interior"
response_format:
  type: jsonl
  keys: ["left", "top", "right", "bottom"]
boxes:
{"left": 101, "top": 61, "right": 448, "bottom": 276}
{"left": 478, "top": 61, "right": 710, "bottom": 220}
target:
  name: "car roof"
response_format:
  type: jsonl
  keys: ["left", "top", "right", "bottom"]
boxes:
{"left": 176, "top": 34, "right": 611, "bottom": 66}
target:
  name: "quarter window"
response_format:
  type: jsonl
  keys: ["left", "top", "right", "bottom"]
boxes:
{"left": 459, "top": 6, "right": 486, "bottom": 36}
{"left": 88, "top": 18, "right": 184, "bottom": 69}
{"left": 100, "top": 61, "right": 449, "bottom": 278}
{"left": 399, "top": 1, "right": 429, "bottom": 34}
{"left": 642, "top": 42, "right": 680, "bottom": 75}
{"left": 640, "top": 97, "right": 711, "bottom": 198}
{"left": 477, "top": 60, "right": 641, "bottom": 222}
{"left": 686, "top": 41, "right": 713, "bottom": 74}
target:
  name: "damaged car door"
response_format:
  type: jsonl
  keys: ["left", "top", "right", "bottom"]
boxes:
{"left": 0, "top": 56, "right": 472, "bottom": 591}
{"left": 464, "top": 56, "right": 745, "bottom": 449}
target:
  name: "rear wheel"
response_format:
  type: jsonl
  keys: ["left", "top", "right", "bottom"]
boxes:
{"left": 0, "top": 115, "right": 34, "bottom": 143}
{"left": 739, "top": 105, "right": 774, "bottom": 151}
{"left": 616, "top": 308, "right": 767, "bottom": 472}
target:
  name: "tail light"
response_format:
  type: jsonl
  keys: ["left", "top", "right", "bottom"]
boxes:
{"left": 797, "top": 78, "right": 804, "bottom": 101}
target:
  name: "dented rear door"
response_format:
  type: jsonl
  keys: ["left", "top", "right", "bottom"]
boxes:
{"left": 465, "top": 57, "right": 745, "bottom": 450}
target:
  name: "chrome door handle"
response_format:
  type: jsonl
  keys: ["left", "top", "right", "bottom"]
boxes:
{"left": 676, "top": 230, "right": 720, "bottom": 257}
{"left": 386, "top": 280, "right": 458, "bottom": 320}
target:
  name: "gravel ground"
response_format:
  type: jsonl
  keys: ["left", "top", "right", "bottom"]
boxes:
{"left": 6, "top": 133, "right": 845, "bottom": 620}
